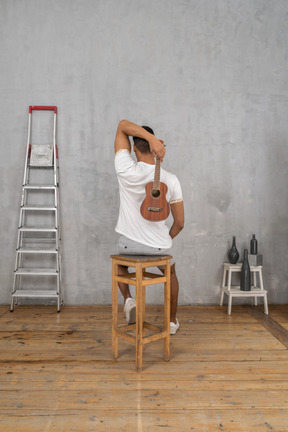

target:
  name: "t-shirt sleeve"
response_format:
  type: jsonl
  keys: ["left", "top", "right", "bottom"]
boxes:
{"left": 114, "top": 149, "right": 135, "bottom": 174}
{"left": 169, "top": 175, "right": 183, "bottom": 204}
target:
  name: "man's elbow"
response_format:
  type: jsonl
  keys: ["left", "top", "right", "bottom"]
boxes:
{"left": 118, "top": 119, "right": 128, "bottom": 130}
{"left": 176, "top": 220, "right": 184, "bottom": 232}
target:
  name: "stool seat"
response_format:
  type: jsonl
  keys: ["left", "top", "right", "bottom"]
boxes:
{"left": 220, "top": 262, "right": 268, "bottom": 315}
{"left": 111, "top": 254, "right": 172, "bottom": 261}
{"left": 111, "top": 254, "right": 172, "bottom": 372}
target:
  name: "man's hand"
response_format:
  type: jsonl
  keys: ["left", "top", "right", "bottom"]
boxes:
{"left": 149, "top": 137, "right": 166, "bottom": 162}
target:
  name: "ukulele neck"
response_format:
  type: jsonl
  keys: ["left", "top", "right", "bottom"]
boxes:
{"left": 153, "top": 156, "right": 161, "bottom": 191}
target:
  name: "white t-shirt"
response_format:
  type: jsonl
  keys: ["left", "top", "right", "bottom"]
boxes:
{"left": 115, "top": 149, "right": 183, "bottom": 249}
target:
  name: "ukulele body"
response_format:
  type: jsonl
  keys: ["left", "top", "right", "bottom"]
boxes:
{"left": 140, "top": 181, "right": 170, "bottom": 222}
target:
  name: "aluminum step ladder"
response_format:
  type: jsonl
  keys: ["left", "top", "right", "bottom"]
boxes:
{"left": 11, "top": 106, "right": 62, "bottom": 312}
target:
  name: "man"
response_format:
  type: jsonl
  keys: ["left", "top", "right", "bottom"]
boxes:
{"left": 114, "top": 120, "right": 184, "bottom": 334}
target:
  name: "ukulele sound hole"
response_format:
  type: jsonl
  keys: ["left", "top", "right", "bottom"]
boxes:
{"left": 152, "top": 189, "right": 160, "bottom": 198}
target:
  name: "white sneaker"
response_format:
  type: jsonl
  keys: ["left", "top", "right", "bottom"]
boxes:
{"left": 124, "top": 298, "right": 136, "bottom": 324}
{"left": 170, "top": 319, "right": 179, "bottom": 335}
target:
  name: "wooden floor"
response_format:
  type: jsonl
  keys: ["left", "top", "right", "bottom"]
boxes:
{"left": 0, "top": 304, "right": 288, "bottom": 431}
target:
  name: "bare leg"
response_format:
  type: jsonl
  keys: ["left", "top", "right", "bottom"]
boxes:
{"left": 159, "top": 263, "right": 179, "bottom": 324}
{"left": 117, "top": 265, "right": 132, "bottom": 303}
{"left": 170, "top": 264, "right": 179, "bottom": 324}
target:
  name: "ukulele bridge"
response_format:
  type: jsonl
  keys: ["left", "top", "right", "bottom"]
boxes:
{"left": 148, "top": 206, "right": 162, "bottom": 212}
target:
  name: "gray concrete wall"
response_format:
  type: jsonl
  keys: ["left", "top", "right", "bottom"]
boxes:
{"left": 1, "top": 0, "right": 288, "bottom": 306}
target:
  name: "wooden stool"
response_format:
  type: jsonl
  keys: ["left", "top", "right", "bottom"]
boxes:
{"left": 111, "top": 254, "right": 172, "bottom": 372}
{"left": 220, "top": 262, "right": 269, "bottom": 315}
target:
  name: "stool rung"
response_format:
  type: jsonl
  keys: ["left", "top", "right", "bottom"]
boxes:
{"left": 118, "top": 322, "right": 164, "bottom": 334}
{"left": 144, "top": 322, "right": 162, "bottom": 333}
{"left": 117, "top": 271, "right": 166, "bottom": 281}
{"left": 143, "top": 271, "right": 163, "bottom": 279}
{"left": 120, "top": 272, "right": 136, "bottom": 280}
{"left": 118, "top": 323, "right": 136, "bottom": 332}
{"left": 115, "top": 330, "right": 135, "bottom": 344}
{"left": 115, "top": 275, "right": 137, "bottom": 285}
{"left": 116, "top": 325, "right": 169, "bottom": 346}
{"left": 143, "top": 276, "right": 167, "bottom": 286}
{"left": 115, "top": 275, "right": 168, "bottom": 286}
{"left": 143, "top": 330, "right": 169, "bottom": 345}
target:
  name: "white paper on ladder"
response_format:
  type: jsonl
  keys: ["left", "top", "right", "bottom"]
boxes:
{"left": 30, "top": 144, "right": 53, "bottom": 166}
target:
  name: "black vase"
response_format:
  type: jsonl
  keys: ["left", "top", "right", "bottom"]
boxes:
{"left": 228, "top": 236, "right": 240, "bottom": 264}
{"left": 250, "top": 234, "right": 258, "bottom": 255}
{"left": 240, "top": 249, "right": 251, "bottom": 291}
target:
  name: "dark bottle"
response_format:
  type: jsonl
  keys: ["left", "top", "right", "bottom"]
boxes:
{"left": 240, "top": 249, "right": 251, "bottom": 291}
{"left": 250, "top": 234, "right": 258, "bottom": 255}
{"left": 228, "top": 236, "right": 240, "bottom": 264}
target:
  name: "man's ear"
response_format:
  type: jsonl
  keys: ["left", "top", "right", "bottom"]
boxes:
{"left": 133, "top": 144, "right": 137, "bottom": 153}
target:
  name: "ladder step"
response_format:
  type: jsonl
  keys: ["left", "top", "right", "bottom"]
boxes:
{"left": 17, "top": 247, "right": 58, "bottom": 254}
{"left": 23, "top": 184, "right": 57, "bottom": 190}
{"left": 12, "top": 290, "right": 59, "bottom": 298}
{"left": 21, "top": 205, "right": 56, "bottom": 211}
{"left": 19, "top": 226, "right": 57, "bottom": 232}
{"left": 15, "top": 268, "right": 58, "bottom": 275}
{"left": 28, "top": 165, "right": 54, "bottom": 170}
{"left": 21, "top": 238, "right": 58, "bottom": 244}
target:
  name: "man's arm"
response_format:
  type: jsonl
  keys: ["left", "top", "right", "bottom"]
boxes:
{"left": 169, "top": 201, "right": 184, "bottom": 239}
{"left": 114, "top": 120, "right": 166, "bottom": 161}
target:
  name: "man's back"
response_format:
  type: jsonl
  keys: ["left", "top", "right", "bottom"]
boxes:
{"left": 115, "top": 149, "right": 182, "bottom": 249}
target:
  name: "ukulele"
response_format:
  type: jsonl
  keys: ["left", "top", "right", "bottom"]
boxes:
{"left": 140, "top": 156, "right": 170, "bottom": 222}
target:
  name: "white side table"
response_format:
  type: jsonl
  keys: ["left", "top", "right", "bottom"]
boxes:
{"left": 220, "top": 263, "right": 268, "bottom": 315}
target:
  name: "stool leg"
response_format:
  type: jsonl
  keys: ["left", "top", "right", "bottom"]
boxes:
{"left": 228, "top": 294, "right": 232, "bottom": 315}
{"left": 142, "top": 285, "right": 146, "bottom": 337}
{"left": 112, "top": 260, "right": 118, "bottom": 359}
{"left": 220, "top": 267, "right": 226, "bottom": 306}
{"left": 259, "top": 269, "right": 264, "bottom": 290}
{"left": 253, "top": 272, "right": 257, "bottom": 305}
{"left": 164, "top": 261, "right": 171, "bottom": 361}
{"left": 264, "top": 294, "right": 269, "bottom": 315}
{"left": 136, "top": 263, "right": 143, "bottom": 372}
{"left": 259, "top": 269, "right": 268, "bottom": 314}
{"left": 227, "top": 269, "right": 232, "bottom": 315}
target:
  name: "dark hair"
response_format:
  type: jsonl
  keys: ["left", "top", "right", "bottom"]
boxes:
{"left": 133, "top": 126, "right": 154, "bottom": 154}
